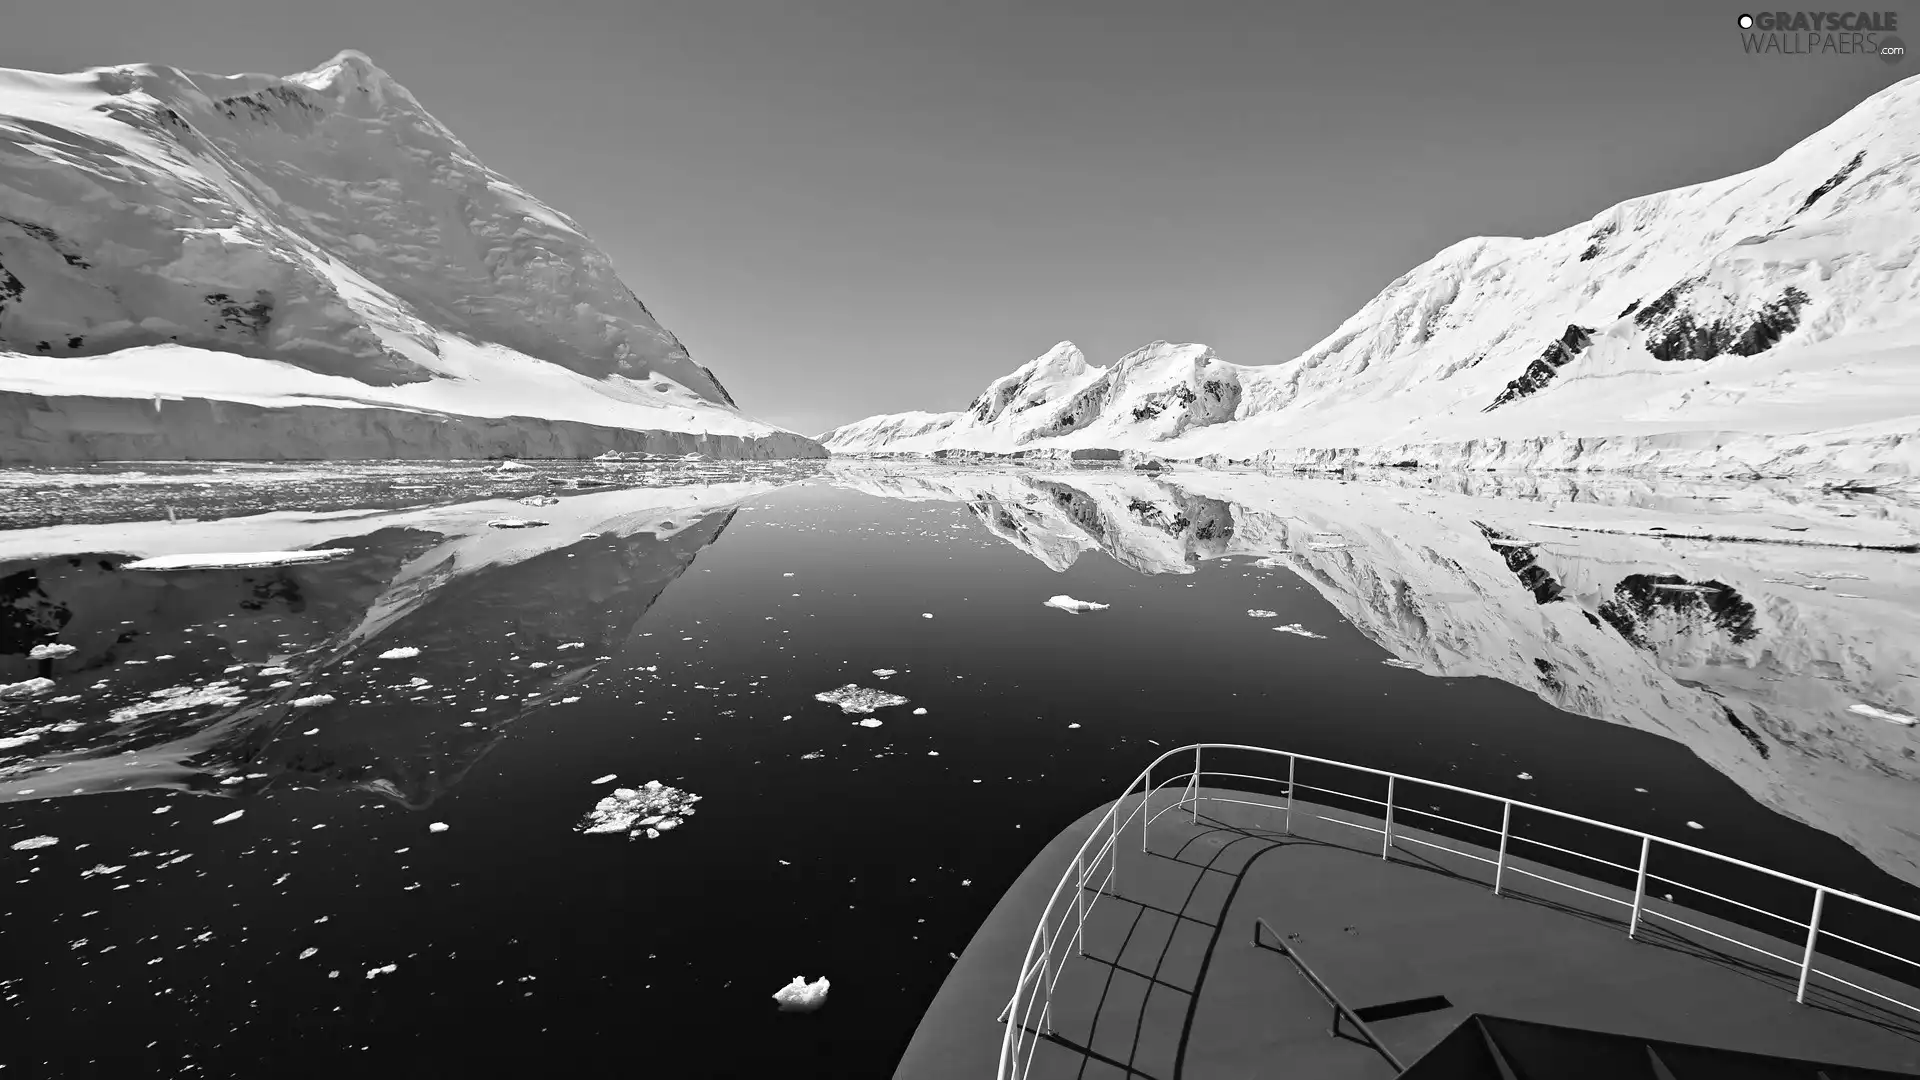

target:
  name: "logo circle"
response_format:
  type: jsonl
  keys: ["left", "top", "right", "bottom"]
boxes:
{"left": 1738, "top": 13, "right": 1754, "bottom": 28}
{"left": 1880, "top": 34, "right": 1906, "bottom": 64}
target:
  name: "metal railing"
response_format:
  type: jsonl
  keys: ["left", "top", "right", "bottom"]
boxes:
{"left": 995, "top": 743, "right": 1920, "bottom": 1080}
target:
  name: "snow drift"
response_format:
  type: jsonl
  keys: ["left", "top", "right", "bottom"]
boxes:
{"left": 0, "top": 51, "right": 823, "bottom": 462}
{"left": 822, "top": 75, "right": 1920, "bottom": 479}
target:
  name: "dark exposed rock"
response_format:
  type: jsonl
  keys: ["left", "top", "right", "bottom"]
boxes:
{"left": 1618, "top": 298, "right": 1641, "bottom": 319}
{"left": 205, "top": 290, "right": 275, "bottom": 336}
{"left": 1799, "top": 150, "right": 1865, "bottom": 214}
{"left": 1533, "top": 657, "right": 1563, "bottom": 693}
{"left": 2, "top": 218, "right": 91, "bottom": 269}
{"left": 697, "top": 364, "right": 738, "bottom": 408}
{"left": 1473, "top": 521, "right": 1564, "bottom": 604}
{"left": 1579, "top": 221, "right": 1616, "bottom": 262}
{"left": 1640, "top": 285, "right": 1810, "bottom": 363}
{"left": 1722, "top": 705, "right": 1770, "bottom": 759}
{"left": 1485, "top": 324, "right": 1595, "bottom": 411}
{"left": 1596, "top": 574, "right": 1760, "bottom": 652}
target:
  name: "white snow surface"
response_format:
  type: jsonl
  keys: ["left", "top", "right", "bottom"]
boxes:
{"left": 120, "top": 549, "right": 352, "bottom": 570}
{"left": 823, "top": 77, "right": 1920, "bottom": 478}
{"left": 0, "top": 52, "right": 812, "bottom": 451}
{"left": 1043, "top": 595, "right": 1110, "bottom": 613}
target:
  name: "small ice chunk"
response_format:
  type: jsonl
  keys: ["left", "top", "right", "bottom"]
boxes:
{"left": 921, "top": 613, "right": 933, "bottom": 619}
{"left": 872, "top": 669, "right": 898, "bottom": 678}
{"left": 494, "top": 460, "right": 533, "bottom": 472}
{"left": 121, "top": 549, "right": 352, "bottom": 571}
{"left": 10, "top": 835, "right": 58, "bottom": 851}
{"left": 1517, "top": 772, "right": 1533, "bottom": 781}
{"left": 1849, "top": 704, "right": 1918, "bottom": 725}
{"left": 854, "top": 718, "right": 883, "bottom": 728}
{"left": 1068, "top": 722, "right": 1081, "bottom": 729}
{"left": 912, "top": 708, "right": 927, "bottom": 715}
{"left": 299, "top": 947, "right": 318, "bottom": 959}
{"left": 773, "top": 975, "right": 830, "bottom": 1012}
{"left": 576, "top": 781, "right": 702, "bottom": 841}
{"left": 366, "top": 963, "right": 398, "bottom": 978}
{"left": 814, "top": 684, "right": 910, "bottom": 714}
{"left": 377, "top": 647, "right": 421, "bottom": 660}
{"left": 428, "top": 822, "right": 449, "bottom": 833}
{"left": 1686, "top": 821, "right": 1704, "bottom": 830}
{"left": 1381, "top": 658, "right": 1420, "bottom": 669}
{"left": 1246, "top": 609, "right": 1278, "bottom": 619}
{"left": 485, "top": 519, "right": 548, "bottom": 529}
{"left": 0, "top": 733, "right": 41, "bottom": 749}
{"left": 591, "top": 774, "right": 617, "bottom": 784}
{"left": 212, "top": 810, "right": 245, "bottom": 825}
{"left": 0, "top": 678, "right": 55, "bottom": 700}
{"left": 291, "top": 694, "right": 334, "bottom": 708}
{"left": 29, "top": 644, "right": 77, "bottom": 660}
{"left": 1043, "top": 595, "right": 1109, "bottom": 614}
{"left": 1272, "top": 624, "right": 1327, "bottom": 639}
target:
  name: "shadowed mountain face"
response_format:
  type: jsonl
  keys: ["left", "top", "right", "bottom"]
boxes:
{"left": 829, "top": 465, "right": 1920, "bottom": 887}
{"left": 0, "top": 484, "right": 768, "bottom": 808}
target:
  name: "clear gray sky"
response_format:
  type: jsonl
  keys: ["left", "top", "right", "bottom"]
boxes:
{"left": 5, "top": 0, "right": 1912, "bottom": 435}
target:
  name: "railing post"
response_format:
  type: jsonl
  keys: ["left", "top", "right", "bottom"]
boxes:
{"left": 1190, "top": 746, "right": 1202, "bottom": 823}
{"left": 1493, "top": 800, "right": 1512, "bottom": 896}
{"left": 1038, "top": 921, "right": 1053, "bottom": 1035}
{"left": 1074, "top": 852, "right": 1086, "bottom": 957}
{"left": 1796, "top": 888, "right": 1827, "bottom": 1004}
{"left": 1628, "top": 835, "right": 1652, "bottom": 939}
{"left": 1142, "top": 764, "right": 1151, "bottom": 853}
{"left": 1284, "top": 755, "right": 1296, "bottom": 836}
{"left": 1382, "top": 775, "right": 1395, "bottom": 859}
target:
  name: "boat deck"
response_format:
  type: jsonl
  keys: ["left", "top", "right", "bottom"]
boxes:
{"left": 897, "top": 787, "right": 1920, "bottom": 1078}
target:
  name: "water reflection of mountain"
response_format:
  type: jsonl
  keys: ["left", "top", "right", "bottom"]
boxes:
{"left": 834, "top": 464, "right": 1920, "bottom": 888}
{"left": 0, "top": 482, "right": 774, "bottom": 808}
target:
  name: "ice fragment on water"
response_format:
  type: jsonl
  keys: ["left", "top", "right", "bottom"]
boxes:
{"left": 576, "top": 781, "right": 702, "bottom": 841}
{"left": 1043, "top": 595, "right": 1109, "bottom": 614}
{"left": 1272, "top": 624, "right": 1327, "bottom": 639}
{"left": 773, "top": 975, "right": 830, "bottom": 1012}
{"left": 854, "top": 718, "right": 883, "bottom": 728}
{"left": 872, "top": 669, "right": 897, "bottom": 678}
{"left": 10, "top": 835, "right": 58, "bottom": 851}
{"left": 1849, "top": 703, "right": 1918, "bottom": 726}
{"left": 1381, "top": 658, "right": 1420, "bottom": 669}
{"left": 1517, "top": 772, "right": 1533, "bottom": 781}
{"left": 366, "top": 964, "right": 397, "bottom": 978}
{"left": 1686, "top": 821, "right": 1703, "bottom": 830}
{"left": 428, "top": 823, "right": 449, "bottom": 833}
{"left": 912, "top": 708, "right": 927, "bottom": 715}
{"left": 29, "top": 644, "right": 77, "bottom": 660}
{"left": 0, "top": 678, "right": 55, "bottom": 700}
{"left": 212, "top": 810, "right": 244, "bottom": 825}
{"left": 485, "top": 518, "right": 548, "bottom": 529}
{"left": 1246, "top": 609, "right": 1278, "bottom": 618}
{"left": 814, "top": 684, "right": 909, "bottom": 714}
{"left": 299, "top": 948, "right": 317, "bottom": 959}
{"left": 591, "top": 774, "right": 617, "bottom": 785}
{"left": 291, "top": 695, "right": 334, "bottom": 708}
{"left": 378, "top": 647, "right": 421, "bottom": 660}
{"left": 121, "top": 549, "right": 351, "bottom": 571}
{"left": 922, "top": 613, "right": 933, "bottom": 619}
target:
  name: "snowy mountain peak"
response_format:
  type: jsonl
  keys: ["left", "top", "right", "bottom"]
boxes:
{"left": 0, "top": 53, "right": 823, "bottom": 461}
{"left": 825, "top": 77, "right": 1920, "bottom": 478}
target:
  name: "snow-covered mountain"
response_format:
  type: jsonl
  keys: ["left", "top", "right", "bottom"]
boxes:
{"left": 830, "top": 463, "right": 1920, "bottom": 887}
{"left": 0, "top": 51, "right": 823, "bottom": 462}
{"left": 823, "top": 75, "right": 1920, "bottom": 478}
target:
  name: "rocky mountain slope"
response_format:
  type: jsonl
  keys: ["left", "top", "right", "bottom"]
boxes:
{"left": 0, "top": 51, "right": 822, "bottom": 462}
{"left": 823, "top": 75, "right": 1920, "bottom": 478}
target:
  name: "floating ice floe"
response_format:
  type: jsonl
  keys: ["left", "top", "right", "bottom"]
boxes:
{"left": 485, "top": 518, "right": 548, "bottom": 529}
{"left": 1849, "top": 704, "right": 1918, "bottom": 726}
{"left": 110, "top": 682, "right": 246, "bottom": 722}
{"left": 290, "top": 694, "right": 335, "bottom": 708}
{"left": 1246, "top": 609, "right": 1278, "bottom": 619}
{"left": 0, "top": 678, "right": 54, "bottom": 700}
{"left": 1765, "top": 578, "right": 1827, "bottom": 591}
{"left": 1043, "top": 595, "right": 1109, "bottom": 614}
{"left": 428, "top": 823, "right": 449, "bottom": 833}
{"left": 377, "top": 647, "right": 421, "bottom": 660}
{"left": 1517, "top": 772, "right": 1533, "bottom": 781}
{"left": 1272, "top": 624, "right": 1327, "bottom": 639}
{"left": 922, "top": 613, "right": 933, "bottom": 619}
{"left": 814, "top": 684, "right": 910, "bottom": 714}
{"left": 10, "top": 835, "right": 58, "bottom": 851}
{"left": 0, "top": 733, "right": 41, "bottom": 749}
{"left": 1381, "top": 658, "right": 1420, "bottom": 670}
{"left": 212, "top": 810, "right": 244, "bottom": 825}
{"left": 576, "top": 780, "right": 702, "bottom": 841}
{"left": 854, "top": 718, "right": 883, "bottom": 728}
{"left": 494, "top": 460, "right": 533, "bottom": 472}
{"left": 912, "top": 708, "right": 927, "bottom": 715}
{"left": 28, "top": 644, "right": 77, "bottom": 661}
{"left": 1686, "top": 821, "right": 1704, "bottom": 830}
{"left": 872, "top": 669, "right": 898, "bottom": 678}
{"left": 366, "top": 963, "right": 398, "bottom": 978}
{"left": 773, "top": 975, "right": 830, "bottom": 1012}
{"left": 591, "top": 774, "right": 618, "bottom": 785}
{"left": 121, "top": 549, "right": 352, "bottom": 571}
{"left": 520, "top": 495, "right": 560, "bottom": 507}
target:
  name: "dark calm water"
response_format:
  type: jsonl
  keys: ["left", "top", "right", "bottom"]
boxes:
{"left": 1, "top": 463, "right": 1917, "bottom": 1077}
